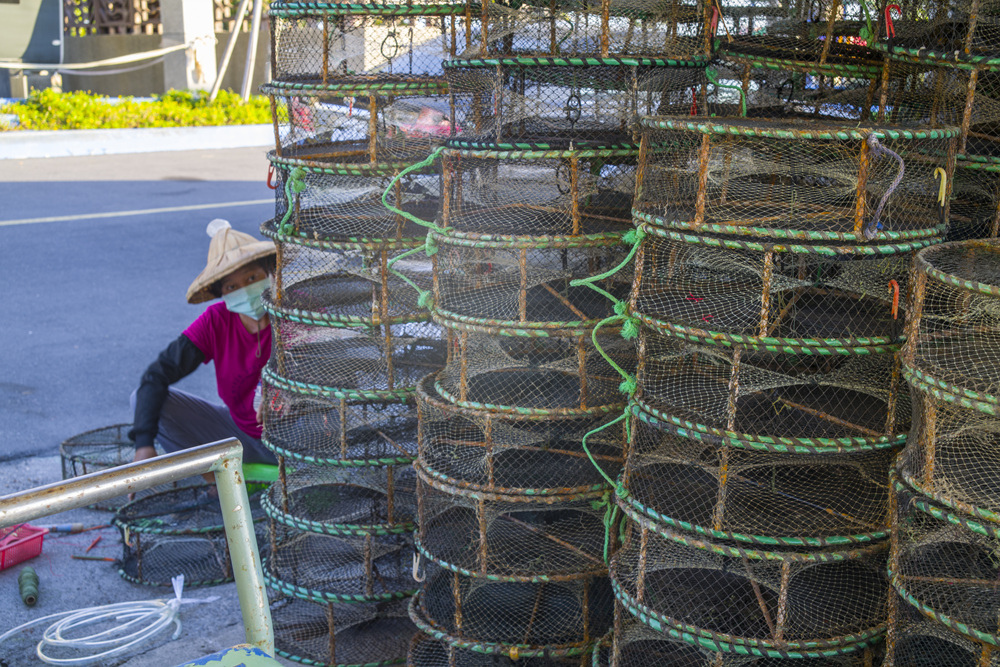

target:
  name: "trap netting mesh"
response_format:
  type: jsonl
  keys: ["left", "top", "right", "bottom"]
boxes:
{"left": 868, "top": 0, "right": 1000, "bottom": 67}
{"left": 60, "top": 424, "right": 202, "bottom": 511}
{"left": 888, "top": 474, "right": 1000, "bottom": 649}
{"left": 592, "top": 604, "right": 883, "bottom": 665}
{"left": 264, "top": 462, "right": 418, "bottom": 535}
{"left": 269, "top": 592, "right": 416, "bottom": 666}
{"left": 409, "top": 631, "right": 589, "bottom": 666}
{"left": 416, "top": 373, "right": 627, "bottom": 496}
{"left": 270, "top": 4, "right": 473, "bottom": 84}
{"left": 949, "top": 164, "right": 1000, "bottom": 240}
{"left": 265, "top": 520, "right": 417, "bottom": 602}
{"left": 409, "top": 565, "right": 615, "bottom": 658}
{"left": 611, "top": 506, "right": 889, "bottom": 658}
{"left": 435, "top": 327, "right": 635, "bottom": 413}
{"left": 630, "top": 226, "right": 920, "bottom": 351}
{"left": 634, "top": 116, "right": 957, "bottom": 241}
{"left": 266, "top": 87, "right": 457, "bottom": 167}
{"left": 622, "top": 403, "right": 898, "bottom": 547}
{"left": 444, "top": 59, "right": 709, "bottom": 146}
{"left": 903, "top": 239, "right": 1000, "bottom": 415}
{"left": 473, "top": 0, "right": 709, "bottom": 59}
{"left": 265, "top": 163, "right": 441, "bottom": 240}
{"left": 429, "top": 228, "right": 632, "bottom": 331}
{"left": 113, "top": 487, "right": 267, "bottom": 587}
{"left": 886, "top": 590, "right": 1000, "bottom": 667}
{"left": 415, "top": 472, "right": 607, "bottom": 579}
{"left": 635, "top": 332, "right": 909, "bottom": 448}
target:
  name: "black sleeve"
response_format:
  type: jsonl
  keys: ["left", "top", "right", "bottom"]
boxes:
{"left": 128, "top": 334, "right": 205, "bottom": 451}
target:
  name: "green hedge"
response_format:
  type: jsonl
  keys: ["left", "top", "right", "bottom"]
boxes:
{"left": 0, "top": 89, "right": 275, "bottom": 131}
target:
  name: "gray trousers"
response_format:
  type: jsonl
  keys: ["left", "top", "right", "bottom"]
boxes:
{"left": 130, "top": 387, "right": 277, "bottom": 465}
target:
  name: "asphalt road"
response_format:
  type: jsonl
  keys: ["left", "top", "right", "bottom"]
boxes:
{"left": 0, "top": 147, "right": 276, "bottom": 462}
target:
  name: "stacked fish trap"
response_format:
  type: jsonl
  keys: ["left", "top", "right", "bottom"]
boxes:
{"left": 401, "top": 1, "right": 717, "bottom": 662}
{"left": 884, "top": 240, "right": 1000, "bottom": 664}
{"left": 260, "top": 2, "right": 469, "bottom": 664}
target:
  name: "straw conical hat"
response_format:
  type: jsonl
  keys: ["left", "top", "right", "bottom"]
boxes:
{"left": 186, "top": 219, "right": 276, "bottom": 304}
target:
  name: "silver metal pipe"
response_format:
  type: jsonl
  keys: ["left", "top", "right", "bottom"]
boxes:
{"left": 0, "top": 439, "right": 275, "bottom": 657}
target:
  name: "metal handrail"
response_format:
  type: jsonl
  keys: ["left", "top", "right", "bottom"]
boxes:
{"left": 0, "top": 439, "right": 274, "bottom": 657}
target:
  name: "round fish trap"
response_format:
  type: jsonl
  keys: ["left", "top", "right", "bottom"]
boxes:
{"left": 271, "top": 593, "right": 416, "bottom": 667}
{"left": 414, "top": 472, "right": 607, "bottom": 581}
{"left": 889, "top": 475, "right": 1000, "bottom": 649}
{"left": 408, "top": 631, "right": 586, "bottom": 666}
{"left": 270, "top": 2, "right": 472, "bottom": 85}
{"left": 886, "top": 593, "right": 998, "bottom": 667}
{"left": 265, "top": 522, "right": 416, "bottom": 603}
{"left": 114, "top": 487, "right": 267, "bottom": 587}
{"left": 611, "top": 505, "right": 889, "bottom": 658}
{"left": 867, "top": 0, "right": 1000, "bottom": 68}
{"left": 264, "top": 463, "right": 417, "bottom": 536}
{"left": 634, "top": 116, "right": 959, "bottom": 241}
{"left": 635, "top": 332, "right": 909, "bottom": 449}
{"left": 61, "top": 424, "right": 201, "bottom": 511}
{"left": 444, "top": 58, "right": 709, "bottom": 146}
{"left": 899, "top": 388, "right": 1000, "bottom": 522}
{"left": 262, "top": 389, "right": 417, "bottom": 466}
{"left": 264, "top": 165, "right": 439, "bottom": 242}
{"left": 631, "top": 224, "right": 925, "bottom": 352}
{"left": 409, "top": 567, "right": 614, "bottom": 658}
{"left": 430, "top": 227, "right": 632, "bottom": 331}
{"left": 623, "top": 403, "right": 898, "bottom": 547}
{"left": 416, "top": 373, "right": 626, "bottom": 496}
{"left": 264, "top": 320, "right": 446, "bottom": 400}
{"left": 903, "top": 239, "right": 1000, "bottom": 416}
{"left": 435, "top": 328, "right": 634, "bottom": 415}
{"left": 265, "top": 85, "right": 455, "bottom": 167}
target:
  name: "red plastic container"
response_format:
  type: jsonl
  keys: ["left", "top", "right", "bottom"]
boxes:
{"left": 0, "top": 524, "right": 47, "bottom": 570}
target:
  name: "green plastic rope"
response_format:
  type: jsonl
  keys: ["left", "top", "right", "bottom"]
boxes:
{"left": 569, "top": 227, "right": 645, "bottom": 339}
{"left": 591, "top": 313, "right": 638, "bottom": 395}
{"left": 706, "top": 67, "right": 747, "bottom": 117}
{"left": 381, "top": 145, "right": 446, "bottom": 235}
{"left": 581, "top": 408, "right": 631, "bottom": 563}
{"left": 278, "top": 167, "right": 308, "bottom": 234}
{"left": 386, "top": 243, "right": 435, "bottom": 309}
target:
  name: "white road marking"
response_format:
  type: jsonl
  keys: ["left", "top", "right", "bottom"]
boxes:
{"left": 0, "top": 199, "right": 273, "bottom": 227}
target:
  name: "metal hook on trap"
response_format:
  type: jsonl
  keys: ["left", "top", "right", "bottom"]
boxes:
{"left": 564, "top": 93, "right": 582, "bottom": 126}
{"left": 934, "top": 167, "right": 948, "bottom": 226}
{"left": 411, "top": 551, "right": 426, "bottom": 582}
{"left": 884, "top": 4, "right": 901, "bottom": 49}
{"left": 888, "top": 280, "right": 900, "bottom": 320}
{"left": 266, "top": 164, "right": 276, "bottom": 190}
{"left": 381, "top": 29, "right": 400, "bottom": 61}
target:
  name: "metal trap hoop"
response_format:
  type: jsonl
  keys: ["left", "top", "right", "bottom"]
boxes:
{"left": 414, "top": 471, "right": 608, "bottom": 582}
{"left": 270, "top": 592, "right": 416, "bottom": 667}
{"left": 270, "top": 2, "right": 473, "bottom": 86}
{"left": 263, "top": 463, "right": 418, "bottom": 536}
{"left": 634, "top": 116, "right": 960, "bottom": 242}
{"left": 409, "top": 632, "right": 588, "bottom": 666}
{"left": 630, "top": 224, "right": 930, "bottom": 353}
{"left": 885, "top": 589, "right": 999, "bottom": 667}
{"left": 409, "top": 567, "right": 614, "bottom": 659}
{"left": 621, "top": 403, "right": 898, "bottom": 548}
{"left": 434, "top": 325, "right": 634, "bottom": 415}
{"left": 888, "top": 474, "right": 1000, "bottom": 649}
{"left": 265, "top": 521, "right": 417, "bottom": 603}
{"left": 634, "top": 332, "right": 909, "bottom": 449}
{"left": 611, "top": 503, "right": 889, "bottom": 657}
{"left": 902, "top": 239, "right": 1000, "bottom": 417}
{"left": 948, "top": 162, "right": 1000, "bottom": 241}
{"left": 429, "top": 227, "right": 631, "bottom": 331}
{"left": 416, "top": 373, "right": 626, "bottom": 497}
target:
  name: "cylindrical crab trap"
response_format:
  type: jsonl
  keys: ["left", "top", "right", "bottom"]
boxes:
{"left": 265, "top": 521, "right": 417, "bottom": 603}
{"left": 415, "top": 471, "right": 607, "bottom": 580}
{"left": 113, "top": 487, "right": 267, "bottom": 587}
{"left": 434, "top": 328, "right": 635, "bottom": 414}
{"left": 611, "top": 506, "right": 888, "bottom": 659}
{"left": 429, "top": 227, "right": 632, "bottom": 331}
{"left": 888, "top": 474, "right": 1000, "bottom": 650}
{"left": 635, "top": 332, "right": 909, "bottom": 449}
{"left": 269, "top": 1, "right": 474, "bottom": 85}
{"left": 622, "top": 403, "right": 898, "bottom": 548}
{"left": 409, "top": 631, "right": 589, "bottom": 666}
{"left": 409, "top": 566, "right": 614, "bottom": 659}
{"left": 885, "top": 589, "right": 999, "bottom": 667}
{"left": 270, "top": 592, "right": 416, "bottom": 667}
{"left": 867, "top": 0, "right": 1000, "bottom": 69}
{"left": 264, "top": 463, "right": 418, "bottom": 536}
{"left": 903, "top": 239, "right": 1000, "bottom": 417}
{"left": 417, "top": 373, "right": 626, "bottom": 496}
{"left": 266, "top": 82, "right": 457, "bottom": 167}
{"left": 950, "top": 162, "right": 1000, "bottom": 240}
{"left": 630, "top": 225, "right": 925, "bottom": 352}
{"left": 592, "top": 604, "right": 882, "bottom": 666}
{"left": 634, "top": 116, "right": 958, "bottom": 242}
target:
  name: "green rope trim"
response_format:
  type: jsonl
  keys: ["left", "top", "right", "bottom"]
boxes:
{"left": 916, "top": 241, "right": 1000, "bottom": 298}
{"left": 118, "top": 569, "right": 232, "bottom": 589}
{"left": 278, "top": 167, "right": 308, "bottom": 234}
{"left": 706, "top": 67, "right": 746, "bottom": 117}
{"left": 416, "top": 461, "right": 608, "bottom": 502}
{"left": 260, "top": 490, "right": 415, "bottom": 537}
{"left": 902, "top": 364, "right": 999, "bottom": 416}
{"left": 638, "top": 116, "right": 962, "bottom": 141}
{"left": 260, "top": 221, "right": 426, "bottom": 250}
{"left": 262, "top": 78, "right": 449, "bottom": 96}
{"left": 262, "top": 435, "right": 414, "bottom": 468}
{"left": 270, "top": 2, "right": 468, "bottom": 17}
{"left": 718, "top": 48, "right": 883, "bottom": 77}
{"left": 870, "top": 41, "right": 1000, "bottom": 71}
{"left": 263, "top": 365, "right": 416, "bottom": 402}
{"left": 265, "top": 566, "right": 415, "bottom": 604}
{"left": 892, "top": 475, "right": 1000, "bottom": 540}
{"left": 443, "top": 55, "right": 711, "bottom": 69}
{"left": 888, "top": 567, "right": 1000, "bottom": 647}
{"left": 412, "top": 538, "right": 606, "bottom": 583}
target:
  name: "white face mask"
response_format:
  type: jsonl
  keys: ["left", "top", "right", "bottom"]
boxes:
{"left": 222, "top": 279, "right": 268, "bottom": 320}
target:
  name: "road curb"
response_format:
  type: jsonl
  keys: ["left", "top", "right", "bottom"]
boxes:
{"left": 0, "top": 124, "right": 273, "bottom": 160}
